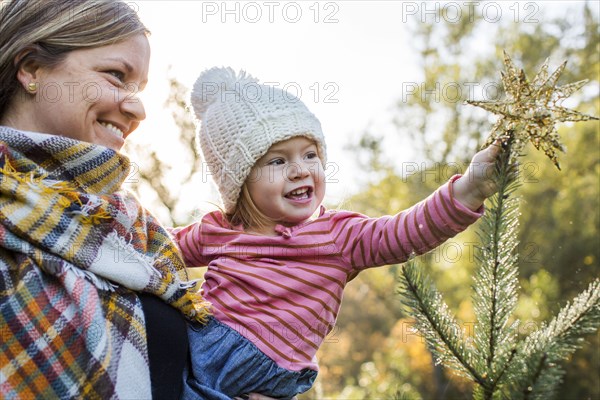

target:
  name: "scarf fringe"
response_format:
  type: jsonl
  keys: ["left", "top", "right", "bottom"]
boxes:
{"left": 2, "top": 155, "right": 112, "bottom": 225}
{"left": 67, "top": 195, "right": 112, "bottom": 224}
{"left": 105, "top": 231, "right": 163, "bottom": 278}
{"left": 179, "top": 278, "right": 202, "bottom": 289}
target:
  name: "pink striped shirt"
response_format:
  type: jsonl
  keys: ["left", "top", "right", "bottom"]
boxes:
{"left": 172, "top": 177, "right": 482, "bottom": 372}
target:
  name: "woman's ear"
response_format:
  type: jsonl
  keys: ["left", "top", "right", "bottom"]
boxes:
{"left": 14, "top": 48, "right": 43, "bottom": 91}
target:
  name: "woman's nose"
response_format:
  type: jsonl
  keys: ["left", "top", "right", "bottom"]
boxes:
{"left": 119, "top": 86, "right": 146, "bottom": 122}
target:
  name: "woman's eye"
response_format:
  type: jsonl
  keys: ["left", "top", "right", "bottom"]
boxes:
{"left": 107, "top": 70, "right": 125, "bottom": 84}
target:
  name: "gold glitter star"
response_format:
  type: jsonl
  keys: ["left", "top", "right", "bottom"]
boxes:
{"left": 468, "top": 51, "right": 598, "bottom": 169}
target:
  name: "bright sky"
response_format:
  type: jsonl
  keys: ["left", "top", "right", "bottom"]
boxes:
{"left": 130, "top": 1, "right": 588, "bottom": 218}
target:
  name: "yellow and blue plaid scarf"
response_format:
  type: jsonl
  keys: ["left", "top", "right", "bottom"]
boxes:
{"left": 0, "top": 127, "right": 209, "bottom": 399}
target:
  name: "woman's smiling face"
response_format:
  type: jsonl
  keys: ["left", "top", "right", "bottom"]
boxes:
{"left": 22, "top": 34, "right": 150, "bottom": 151}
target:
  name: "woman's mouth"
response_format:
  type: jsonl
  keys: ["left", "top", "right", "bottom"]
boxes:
{"left": 100, "top": 122, "right": 124, "bottom": 138}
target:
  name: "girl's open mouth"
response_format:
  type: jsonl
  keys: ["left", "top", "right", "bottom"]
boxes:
{"left": 285, "top": 186, "right": 313, "bottom": 201}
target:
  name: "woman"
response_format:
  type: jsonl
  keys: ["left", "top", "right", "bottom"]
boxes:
{"left": 0, "top": 1, "right": 207, "bottom": 399}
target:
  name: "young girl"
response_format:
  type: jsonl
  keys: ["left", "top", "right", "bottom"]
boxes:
{"left": 173, "top": 67, "right": 500, "bottom": 399}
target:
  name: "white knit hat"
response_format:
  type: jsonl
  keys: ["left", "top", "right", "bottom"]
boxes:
{"left": 190, "top": 67, "right": 327, "bottom": 213}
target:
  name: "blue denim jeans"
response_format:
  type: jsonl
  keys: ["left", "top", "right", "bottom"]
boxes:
{"left": 181, "top": 317, "right": 317, "bottom": 400}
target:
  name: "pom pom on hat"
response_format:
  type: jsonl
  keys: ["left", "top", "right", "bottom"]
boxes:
{"left": 191, "top": 67, "right": 258, "bottom": 119}
{"left": 191, "top": 66, "right": 327, "bottom": 214}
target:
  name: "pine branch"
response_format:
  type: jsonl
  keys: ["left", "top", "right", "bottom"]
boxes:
{"left": 398, "top": 261, "right": 485, "bottom": 386}
{"left": 395, "top": 52, "right": 600, "bottom": 400}
{"left": 507, "top": 279, "right": 600, "bottom": 399}
{"left": 471, "top": 135, "right": 521, "bottom": 394}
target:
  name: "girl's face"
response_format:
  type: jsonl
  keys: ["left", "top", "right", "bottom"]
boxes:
{"left": 246, "top": 136, "right": 326, "bottom": 234}
{"left": 16, "top": 34, "right": 150, "bottom": 151}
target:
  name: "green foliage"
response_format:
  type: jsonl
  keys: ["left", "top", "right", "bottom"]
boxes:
{"left": 331, "top": 4, "right": 599, "bottom": 398}
{"left": 470, "top": 141, "right": 521, "bottom": 394}
{"left": 507, "top": 280, "right": 600, "bottom": 400}
{"left": 399, "top": 261, "right": 481, "bottom": 384}
{"left": 518, "top": 122, "right": 600, "bottom": 298}
{"left": 127, "top": 3, "right": 598, "bottom": 398}
{"left": 397, "top": 50, "right": 600, "bottom": 397}
{"left": 398, "top": 133, "right": 600, "bottom": 399}
{"left": 371, "top": 5, "right": 595, "bottom": 396}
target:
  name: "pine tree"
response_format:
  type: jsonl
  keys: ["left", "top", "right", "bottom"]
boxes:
{"left": 398, "top": 52, "right": 600, "bottom": 399}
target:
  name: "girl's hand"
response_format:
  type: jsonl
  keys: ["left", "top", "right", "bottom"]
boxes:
{"left": 453, "top": 142, "right": 502, "bottom": 211}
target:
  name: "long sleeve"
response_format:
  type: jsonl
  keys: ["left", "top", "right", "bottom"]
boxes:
{"left": 170, "top": 222, "right": 209, "bottom": 267}
{"left": 170, "top": 211, "right": 241, "bottom": 267}
{"left": 331, "top": 176, "right": 483, "bottom": 271}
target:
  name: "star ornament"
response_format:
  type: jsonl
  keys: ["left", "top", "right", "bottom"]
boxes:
{"left": 467, "top": 51, "right": 598, "bottom": 169}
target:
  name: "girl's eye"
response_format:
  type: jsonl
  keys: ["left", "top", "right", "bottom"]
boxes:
{"left": 306, "top": 151, "right": 318, "bottom": 160}
{"left": 267, "top": 158, "right": 285, "bottom": 166}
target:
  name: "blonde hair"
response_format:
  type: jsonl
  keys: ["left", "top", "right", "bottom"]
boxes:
{"left": 0, "top": 0, "right": 149, "bottom": 119}
{"left": 226, "top": 184, "right": 275, "bottom": 231}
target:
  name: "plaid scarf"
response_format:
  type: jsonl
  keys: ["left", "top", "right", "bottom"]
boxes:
{"left": 0, "top": 127, "right": 209, "bottom": 399}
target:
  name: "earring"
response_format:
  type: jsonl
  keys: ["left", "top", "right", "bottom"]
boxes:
{"left": 27, "top": 82, "right": 38, "bottom": 93}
